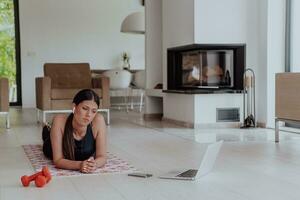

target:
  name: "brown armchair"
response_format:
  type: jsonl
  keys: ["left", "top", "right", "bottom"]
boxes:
{"left": 35, "top": 63, "right": 110, "bottom": 124}
{"left": 275, "top": 73, "right": 300, "bottom": 142}
{"left": 0, "top": 77, "right": 9, "bottom": 128}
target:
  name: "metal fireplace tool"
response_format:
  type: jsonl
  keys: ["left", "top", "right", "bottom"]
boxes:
{"left": 241, "top": 68, "right": 256, "bottom": 128}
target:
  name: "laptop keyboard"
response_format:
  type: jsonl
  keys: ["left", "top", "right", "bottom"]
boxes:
{"left": 176, "top": 169, "right": 198, "bottom": 178}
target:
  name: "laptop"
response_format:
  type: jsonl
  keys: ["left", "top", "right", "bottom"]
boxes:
{"left": 159, "top": 141, "right": 223, "bottom": 180}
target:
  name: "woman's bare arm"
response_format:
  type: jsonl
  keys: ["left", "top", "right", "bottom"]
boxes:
{"left": 50, "top": 114, "right": 83, "bottom": 170}
{"left": 93, "top": 113, "right": 107, "bottom": 168}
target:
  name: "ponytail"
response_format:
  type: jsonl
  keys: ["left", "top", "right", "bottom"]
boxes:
{"left": 62, "top": 113, "right": 75, "bottom": 160}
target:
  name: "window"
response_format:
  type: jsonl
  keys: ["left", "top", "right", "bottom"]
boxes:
{"left": 290, "top": 0, "right": 300, "bottom": 72}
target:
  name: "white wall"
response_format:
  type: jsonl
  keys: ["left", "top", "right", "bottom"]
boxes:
{"left": 266, "top": 0, "right": 286, "bottom": 127}
{"left": 145, "top": 0, "right": 163, "bottom": 114}
{"left": 145, "top": 0, "right": 162, "bottom": 89}
{"left": 194, "top": 0, "right": 247, "bottom": 43}
{"left": 252, "top": 0, "right": 285, "bottom": 128}
{"left": 254, "top": 0, "right": 268, "bottom": 126}
{"left": 19, "top": 0, "right": 145, "bottom": 107}
{"left": 164, "top": 94, "right": 195, "bottom": 124}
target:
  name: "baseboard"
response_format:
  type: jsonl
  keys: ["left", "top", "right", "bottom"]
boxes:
{"left": 143, "top": 113, "right": 163, "bottom": 120}
{"left": 163, "top": 117, "right": 242, "bottom": 129}
{"left": 162, "top": 117, "right": 194, "bottom": 128}
{"left": 194, "top": 122, "right": 242, "bottom": 129}
{"left": 256, "top": 122, "right": 267, "bottom": 128}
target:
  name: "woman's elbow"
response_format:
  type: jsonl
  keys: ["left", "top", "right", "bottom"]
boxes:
{"left": 95, "top": 155, "right": 107, "bottom": 167}
{"left": 103, "top": 155, "right": 107, "bottom": 163}
{"left": 53, "top": 158, "right": 62, "bottom": 167}
{"left": 97, "top": 155, "right": 107, "bottom": 162}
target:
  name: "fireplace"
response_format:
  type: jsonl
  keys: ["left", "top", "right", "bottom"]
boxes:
{"left": 167, "top": 44, "right": 245, "bottom": 93}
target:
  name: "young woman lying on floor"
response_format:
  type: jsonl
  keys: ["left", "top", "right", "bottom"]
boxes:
{"left": 43, "top": 89, "right": 107, "bottom": 173}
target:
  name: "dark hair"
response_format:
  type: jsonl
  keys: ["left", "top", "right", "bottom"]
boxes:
{"left": 72, "top": 89, "right": 100, "bottom": 107}
{"left": 63, "top": 89, "right": 100, "bottom": 160}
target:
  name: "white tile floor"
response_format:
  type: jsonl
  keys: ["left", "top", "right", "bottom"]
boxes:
{"left": 0, "top": 108, "right": 300, "bottom": 199}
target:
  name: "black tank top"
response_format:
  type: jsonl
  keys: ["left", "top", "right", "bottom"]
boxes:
{"left": 74, "top": 124, "right": 96, "bottom": 161}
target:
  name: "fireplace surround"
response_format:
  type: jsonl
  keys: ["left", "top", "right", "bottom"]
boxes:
{"left": 166, "top": 44, "right": 245, "bottom": 94}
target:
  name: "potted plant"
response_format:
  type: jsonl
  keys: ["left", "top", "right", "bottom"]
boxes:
{"left": 122, "top": 52, "right": 130, "bottom": 70}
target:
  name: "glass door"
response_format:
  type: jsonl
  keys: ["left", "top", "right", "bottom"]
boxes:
{"left": 0, "top": 0, "right": 21, "bottom": 105}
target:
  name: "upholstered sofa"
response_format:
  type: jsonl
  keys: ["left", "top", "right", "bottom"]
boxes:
{"left": 35, "top": 63, "right": 110, "bottom": 124}
{"left": 0, "top": 77, "right": 9, "bottom": 128}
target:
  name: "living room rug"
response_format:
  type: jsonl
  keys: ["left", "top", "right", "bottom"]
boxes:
{"left": 22, "top": 144, "right": 136, "bottom": 177}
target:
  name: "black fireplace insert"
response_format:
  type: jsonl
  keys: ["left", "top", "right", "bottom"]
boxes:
{"left": 167, "top": 44, "right": 245, "bottom": 93}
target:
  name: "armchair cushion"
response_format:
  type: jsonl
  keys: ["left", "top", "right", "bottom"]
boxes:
{"left": 44, "top": 63, "right": 92, "bottom": 89}
{"left": 51, "top": 88, "right": 102, "bottom": 99}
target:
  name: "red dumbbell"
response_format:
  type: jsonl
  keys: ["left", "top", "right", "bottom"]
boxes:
{"left": 21, "top": 166, "right": 51, "bottom": 187}
{"left": 35, "top": 174, "right": 52, "bottom": 187}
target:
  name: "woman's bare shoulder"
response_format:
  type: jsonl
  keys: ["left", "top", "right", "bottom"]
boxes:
{"left": 92, "top": 113, "right": 105, "bottom": 125}
{"left": 91, "top": 113, "right": 106, "bottom": 137}
{"left": 51, "top": 114, "right": 69, "bottom": 136}
{"left": 52, "top": 114, "right": 68, "bottom": 126}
